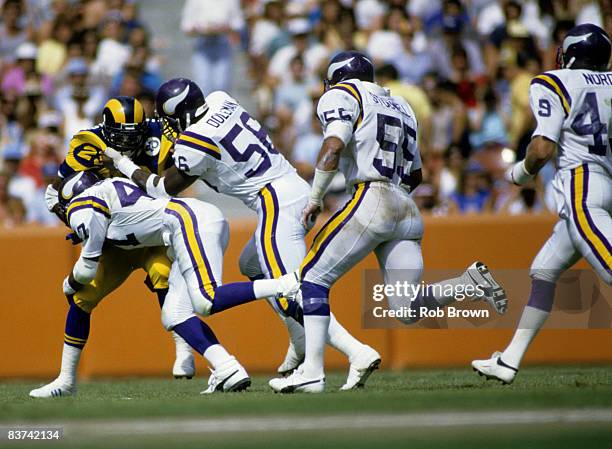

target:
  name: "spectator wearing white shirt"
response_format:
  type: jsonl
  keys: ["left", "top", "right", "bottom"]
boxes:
{"left": 181, "top": 0, "right": 244, "bottom": 95}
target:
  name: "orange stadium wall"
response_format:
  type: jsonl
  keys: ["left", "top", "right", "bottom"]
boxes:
{"left": 1, "top": 214, "right": 610, "bottom": 379}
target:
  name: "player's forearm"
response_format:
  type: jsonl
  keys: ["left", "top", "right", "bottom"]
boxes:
{"left": 309, "top": 137, "right": 344, "bottom": 206}
{"left": 507, "top": 137, "right": 555, "bottom": 185}
{"left": 524, "top": 136, "right": 556, "bottom": 174}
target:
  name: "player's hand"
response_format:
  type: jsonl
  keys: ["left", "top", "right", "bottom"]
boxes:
{"left": 301, "top": 201, "right": 321, "bottom": 229}
{"left": 103, "top": 147, "right": 122, "bottom": 163}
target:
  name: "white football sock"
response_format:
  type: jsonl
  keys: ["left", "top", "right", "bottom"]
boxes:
{"left": 326, "top": 313, "right": 363, "bottom": 361}
{"left": 58, "top": 343, "right": 82, "bottom": 386}
{"left": 203, "top": 344, "right": 232, "bottom": 369}
{"left": 502, "top": 306, "right": 550, "bottom": 368}
{"left": 172, "top": 331, "right": 193, "bottom": 356}
{"left": 253, "top": 279, "right": 279, "bottom": 298}
{"left": 302, "top": 314, "right": 330, "bottom": 379}
{"left": 284, "top": 313, "right": 305, "bottom": 356}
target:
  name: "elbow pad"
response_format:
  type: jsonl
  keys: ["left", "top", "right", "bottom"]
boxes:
{"left": 72, "top": 256, "right": 99, "bottom": 285}
{"left": 145, "top": 175, "right": 171, "bottom": 199}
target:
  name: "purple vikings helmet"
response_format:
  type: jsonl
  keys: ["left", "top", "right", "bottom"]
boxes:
{"left": 155, "top": 78, "right": 208, "bottom": 139}
{"left": 57, "top": 171, "right": 101, "bottom": 223}
{"left": 324, "top": 51, "right": 374, "bottom": 90}
{"left": 557, "top": 23, "right": 611, "bottom": 71}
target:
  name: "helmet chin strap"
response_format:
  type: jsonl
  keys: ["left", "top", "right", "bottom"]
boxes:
{"left": 566, "top": 56, "right": 576, "bottom": 69}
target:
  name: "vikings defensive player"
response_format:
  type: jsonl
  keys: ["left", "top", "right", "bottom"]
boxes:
{"left": 268, "top": 51, "right": 506, "bottom": 393}
{"left": 31, "top": 97, "right": 195, "bottom": 399}
{"left": 39, "top": 171, "right": 300, "bottom": 395}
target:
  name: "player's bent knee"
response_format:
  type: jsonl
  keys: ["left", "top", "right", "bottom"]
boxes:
{"left": 529, "top": 267, "right": 562, "bottom": 284}
{"left": 191, "top": 296, "right": 213, "bottom": 317}
{"left": 161, "top": 306, "right": 196, "bottom": 331}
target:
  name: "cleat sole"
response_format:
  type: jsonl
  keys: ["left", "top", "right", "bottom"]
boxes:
{"left": 356, "top": 358, "right": 381, "bottom": 388}
{"left": 228, "top": 378, "right": 251, "bottom": 392}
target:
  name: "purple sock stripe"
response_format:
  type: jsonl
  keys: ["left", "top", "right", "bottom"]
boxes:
{"left": 267, "top": 184, "right": 287, "bottom": 275}
{"left": 570, "top": 166, "right": 611, "bottom": 271}
{"left": 301, "top": 183, "right": 370, "bottom": 277}
{"left": 164, "top": 200, "right": 215, "bottom": 301}
{"left": 526, "top": 279, "right": 556, "bottom": 312}
{"left": 63, "top": 340, "right": 85, "bottom": 349}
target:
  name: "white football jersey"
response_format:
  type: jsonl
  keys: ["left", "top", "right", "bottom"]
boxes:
{"left": 172, "top": 91, "right": 295, "bottom": 209}
{"left": 66, "top": 178, "right": 168, "bottom": 258}
{"left": 530, "top": 69, "right": 612, "bottom": 173}
{"left": 316, "top": 79, "right": 421, "bottom": 188}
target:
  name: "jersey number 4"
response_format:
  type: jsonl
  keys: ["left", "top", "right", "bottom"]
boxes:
{"left": 373, "top": 113, "right": 417, "bottom": 183}
{"left": 571, "top": 92, "right": 609, "bottom": 156}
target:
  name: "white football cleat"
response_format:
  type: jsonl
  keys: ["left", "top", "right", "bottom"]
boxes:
{"left": 341, "top": 345, "right": 381, "bottom": 390}
{"left": 172, "top": 332, "right": 196, "bottom": 379}
{"left": 201, "top": 356, "right": 250, "bottom": 394}
{"left": 269, "top": 369, "right": 325, "bottom": 393}
{"left": 276, "top": 270, "right": 301, "bottom": 301}
{"left": 465, "top": 262, "right": 508, "bottom": 314}
{"left": 29, "top": 379, "right": 76, "bottom": 398}
{"left": 472, "top": 351, "right": 518, "bottom": 384}
{"left": 277, "top": 342, "right": 305, "bottom": 376}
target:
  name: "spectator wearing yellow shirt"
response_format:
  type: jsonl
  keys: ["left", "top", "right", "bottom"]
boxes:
{"left": 375, "top": 64, "right": 433, "bottom": 154}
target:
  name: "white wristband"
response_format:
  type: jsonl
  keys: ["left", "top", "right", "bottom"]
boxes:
{"left": 44, "top": 184, "right": 59, "bottom": 211}
{"left": 115, "top": 156, "right": 140, "bottom": 179}
{"left": 507, "top": 160, "right": 534, "bottom": 186}
{"left": 309, "top": 168, "right": 337, "bottom": 206}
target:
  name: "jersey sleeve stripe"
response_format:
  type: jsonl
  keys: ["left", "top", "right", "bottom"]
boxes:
{"left": 66, "top": 198, "right": 111, "bottom": 222}
{"left": 570, "top": 165, "right": 612, "bottom": 272}
{"left": 531, "top": 75, "right": 571, "bottom": 116}
{"left": 164, "top": 199, "right": 218, "bottom": 301}
{"left": 181, "top": 131, "right": 220, "bottom": 150}
{"left": 300, "top": 182, "right": 369, "bottom": 277}
{"left": 330, "top": 82, "right": 364, "bottom": 129}
{"left": 175, "top": 138, "right": 222, "bottom": 160}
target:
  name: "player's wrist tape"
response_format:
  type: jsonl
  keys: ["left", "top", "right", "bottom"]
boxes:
{"left": 508, "top": 160, "right": 534, "bottom": 185}
{"left": 309, "top": 168, "right": 337, "bottom": 206}
{"left": 115, "top": 156, "right": 140, "bottom": 179}
{"left": 44, "top": 184, "right": 59, "bottom": 211}
{"left": 145, "top": 175, "right": 170, "bottom": 198}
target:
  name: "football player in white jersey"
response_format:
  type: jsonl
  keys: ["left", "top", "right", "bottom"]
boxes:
{"left": 473, "top": 24, "right": 612, "bottom": 384}
{"left": 268, "top": 51, "right": 507, "bottom": 393}
{"left": 30, "top": 172, "right": 301, "bottom": 397}
{"left": 105, "top": 78, "right": 380, "bottom": 390}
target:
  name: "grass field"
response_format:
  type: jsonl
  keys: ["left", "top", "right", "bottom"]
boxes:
{"left": 2, "top": 366, "right": 612, "bottom": 448}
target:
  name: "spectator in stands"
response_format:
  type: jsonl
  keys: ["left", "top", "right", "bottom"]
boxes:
{"left": 181, "top": 0, "right": 244, "bottom": 94}
{"left": 448, "top": 162, "right": 492, "bottom": 214}
{"left": 2, "top": 42, "right": 54, "bottom": 98}
{"left": 0, "top": 0, "right": 28, "bottom": 65}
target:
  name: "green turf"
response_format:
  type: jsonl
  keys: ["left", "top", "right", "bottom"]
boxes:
{"left": 1, "top": 366, "right": 612, "bottom": 448}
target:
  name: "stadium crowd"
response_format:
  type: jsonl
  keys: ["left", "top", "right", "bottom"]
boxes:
{"left": 0, "top": 0, "right": 610, "bottom": 226}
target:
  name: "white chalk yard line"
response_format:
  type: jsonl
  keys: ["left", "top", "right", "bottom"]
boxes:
{"left": 7, "top": 408, "right": 612, "bottom": 438}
